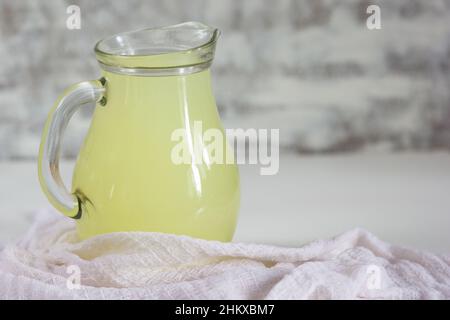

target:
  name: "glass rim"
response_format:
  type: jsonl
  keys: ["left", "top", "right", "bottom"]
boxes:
{"left": 94, "top": 22, "right": 220, "bottom": 59}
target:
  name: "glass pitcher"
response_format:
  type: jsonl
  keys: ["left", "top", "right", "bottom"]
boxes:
{"left": 38, "top": 22, "right": 240, "bottom": 241}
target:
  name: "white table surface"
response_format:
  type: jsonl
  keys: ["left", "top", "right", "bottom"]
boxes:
{"left": 0, "top": 152, "right": 449, "bottom": 253}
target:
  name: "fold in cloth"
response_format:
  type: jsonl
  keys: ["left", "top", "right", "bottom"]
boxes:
{"left": 0, "top": 208, "right": 449, "bottom": 299}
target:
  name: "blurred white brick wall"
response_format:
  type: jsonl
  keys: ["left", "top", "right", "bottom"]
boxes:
{"left": 1, "top": 0, "right": 450, "bottom": 159}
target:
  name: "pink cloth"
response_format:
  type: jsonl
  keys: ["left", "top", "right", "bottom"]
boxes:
{"left": 0, "top": 208, "right": 449, "bottom": 299}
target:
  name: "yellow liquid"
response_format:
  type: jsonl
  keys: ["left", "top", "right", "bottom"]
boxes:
{"left": 72, "top": 70, "right": 240, "bottom": 240}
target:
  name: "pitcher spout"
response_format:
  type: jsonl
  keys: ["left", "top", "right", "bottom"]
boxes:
{"left": 94, "top": 22, "right": 220, "bottom": 76}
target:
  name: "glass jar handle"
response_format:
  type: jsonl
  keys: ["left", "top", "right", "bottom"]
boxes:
{"left": 38, "top": 79, "right": 106, "bottom": 219}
